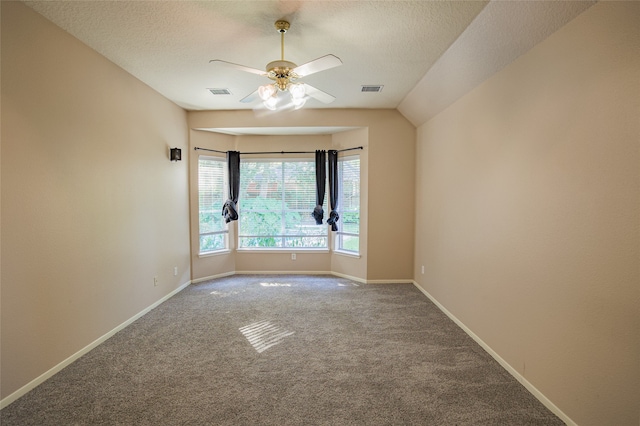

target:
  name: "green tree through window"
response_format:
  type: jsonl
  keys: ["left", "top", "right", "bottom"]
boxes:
{"left": 198, "top": 156, "right": 227, "bottom": 253}
{"left": 337, "top": 155, "right": 360, "bottom": 253}
{"left": 238, "top": 159, "right": 328, "bottom": 249}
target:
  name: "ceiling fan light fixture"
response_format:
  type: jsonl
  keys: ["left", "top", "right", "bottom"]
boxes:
{"left": 292, "top": 97, "right": 306, "bottom": 110}
{"left": 263, "top": 96, "right": 278, "bottom": 110}
{"left": 258, "top": 84, "right": 277, "bottom": 101}
{"left": 289, "top": 83, "right": 305, "bottom": 99}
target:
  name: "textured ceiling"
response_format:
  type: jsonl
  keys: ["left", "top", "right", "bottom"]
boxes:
{"left": 23, "top": 1, "right": 595, "bottom": 127}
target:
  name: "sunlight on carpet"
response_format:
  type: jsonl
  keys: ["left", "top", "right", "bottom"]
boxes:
{"left": 239, "top": 320, "right": 295, "bottom": 353}
{"left": 210, "top": 289, "right": 245, "bottom": 297}
{"left": 259, "top": 282, "right": 292, "bottom": 287}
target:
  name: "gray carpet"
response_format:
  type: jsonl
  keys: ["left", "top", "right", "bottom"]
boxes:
{"left": 1, "top": 275, "right": 563, "bottom": 425}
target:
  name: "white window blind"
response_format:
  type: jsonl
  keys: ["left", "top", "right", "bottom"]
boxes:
{"left": 238, "top": 159, "right": 328, "bottom": 249}
{"left": 198, "top": 156, "right": 227, "bottom": 253}
{"left": 337, "top": 155, "right": 360, "bottom": 253}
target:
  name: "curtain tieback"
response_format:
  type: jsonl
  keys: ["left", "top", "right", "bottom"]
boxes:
{"left": 222, "top": 199, "right": 238, "bottom": 223}
{"left": 327, "top": 210, "right": 340, "bottom": 231}
{"left": 312, "top": 205, "right": 324, "bottom": 225}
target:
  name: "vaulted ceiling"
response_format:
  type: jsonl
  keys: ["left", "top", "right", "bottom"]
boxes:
{"left": 23, "top": 0, "right": 595, "bottom": 127}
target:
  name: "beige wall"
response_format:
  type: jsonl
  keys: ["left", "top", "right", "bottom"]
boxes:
{"left": 413, "top": 2, "right": 639, "bottom": 425}
{"left": 1, "top": 2, "right": 190, "bottom": 401}
{"left": 188, "top": 109, "right": 415, "bottom": 282}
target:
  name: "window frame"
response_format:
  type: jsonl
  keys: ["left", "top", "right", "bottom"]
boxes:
{"left": 237, "top": 157, "right": 329, "bottom": 250}
{"left": 198, "top": 155, "right": 228, "bottom": 254}
{"left": 335, "top": 154, "right": 361, "bottom": 255}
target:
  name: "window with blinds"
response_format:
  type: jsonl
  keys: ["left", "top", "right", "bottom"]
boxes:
{"left": 198, "top": 156, "right": 227, "bottom": 253}
{"left": 238, "top": 159, "right": 328, "bottom": 249}
{"left": 336, "top": 155, "right": 360, "bottom": 253}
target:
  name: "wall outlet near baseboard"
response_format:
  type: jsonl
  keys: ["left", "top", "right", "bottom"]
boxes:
{"left": 421, "top": 265, "right": 425, "bottom": 274}
{"left": 174, "top": 266, "right": 178, "bottom": 276}
{"left": 291, "top": 253, "right": 296, "bottom": 260}
{"left": 154, "top": 276, "right": 158, "bottom": 286}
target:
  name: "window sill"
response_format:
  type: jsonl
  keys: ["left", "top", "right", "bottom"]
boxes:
{"left": 236, "top": 248, "right": 330, "bottom": 254}
{"left": 333, "top": 250, "right": 361, "bottom": 259}
{"left": 199, "top": 249, "right": 231, "bottom": 258}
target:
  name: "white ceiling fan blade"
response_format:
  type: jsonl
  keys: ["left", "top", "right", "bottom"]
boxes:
{"left": 239, "top": 89, "right": 260, "bottom": 103}
{"left": 302, "top": 83, "right": 336, "bottom": 104}
{"left": 209, "top": 60, "right": 266, "bottom": 76}
{"left": 293, "top": 54, "right": 342, "bottom": 77}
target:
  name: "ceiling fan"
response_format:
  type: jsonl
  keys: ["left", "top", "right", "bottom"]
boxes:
{"left": 210, "top": 20, "right": 342, "bottom": 110}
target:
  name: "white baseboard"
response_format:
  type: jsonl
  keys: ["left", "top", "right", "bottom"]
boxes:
{"left": 234, "top": 270, "right": 332, "bottom": 276}
{"left": 190, "top": 271, "right": 235, "bottom": 284}
{"left": 330, "top": 271, "right": 367, "bottom": 284}
{"left": 411, "top": 281, "right": 576, "bottom": 426}
{"left": 366, "top": 279, "right": 415, "bottom": 284}
{"left": 0, "top": 281, "right": 192, "bottom": 410}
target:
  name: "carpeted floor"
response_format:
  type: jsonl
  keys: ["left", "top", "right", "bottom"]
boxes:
{"left": 1, "top": 275, "right": 563, "bottom": 425}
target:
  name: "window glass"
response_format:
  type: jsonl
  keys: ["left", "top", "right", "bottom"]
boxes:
{"left": 337, "top": 156, "right": 360, "bottom": 253}
{"left": 239, "top": 159, "right": 328, "bottom": 249}
{"left": 198, "top": 156, "right": 227, "bottom": 253}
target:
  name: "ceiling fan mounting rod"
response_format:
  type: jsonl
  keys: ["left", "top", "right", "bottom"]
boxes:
{"left": 281, "top": 31, "right": 285, "bottom": 60}
{"left": 262, "top": 20, "right": 297, "bottom": 91}
{"left": 275, "top": 20, "right": 290, "bottom": 60}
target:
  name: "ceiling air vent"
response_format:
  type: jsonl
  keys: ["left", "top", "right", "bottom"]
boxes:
{"left": 208, "top": 88, "right": 232, "bottom": 95}
{"left": 361, "top": 85, "right": 383, "bottom": 93}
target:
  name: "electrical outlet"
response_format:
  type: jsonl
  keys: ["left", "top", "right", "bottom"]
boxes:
{"left": 421, "top": 265, "right": 425, "bottom": 274}
{"left": 174, "top": 266, "right": 178, "bottom": 276}
{"left": 154, "top": 276, "right": 158, "bottom": 286}
{"left": 291, "top": 253, "right": 296, "bottom": 260}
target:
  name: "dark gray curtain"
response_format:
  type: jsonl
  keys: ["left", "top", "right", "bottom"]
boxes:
{"left": 312, "top": 150, "right": 326, "bottom": 225}
{"left": 222, "top": 151, "right": 240, "bottom": 223}
{"left": 327, "top": 150, "right": 339, "bottom": 232}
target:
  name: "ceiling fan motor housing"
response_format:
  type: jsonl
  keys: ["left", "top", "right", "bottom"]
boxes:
{"left": 266, "top": 60, "right": 299, "bottom": 90}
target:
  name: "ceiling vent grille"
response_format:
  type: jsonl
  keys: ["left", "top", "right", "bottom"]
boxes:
{"left": 208, "top": 88, "right": 232, "bottom": 95}
{"left": 361, "top": 85, "right": 383, "bottom": 93}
